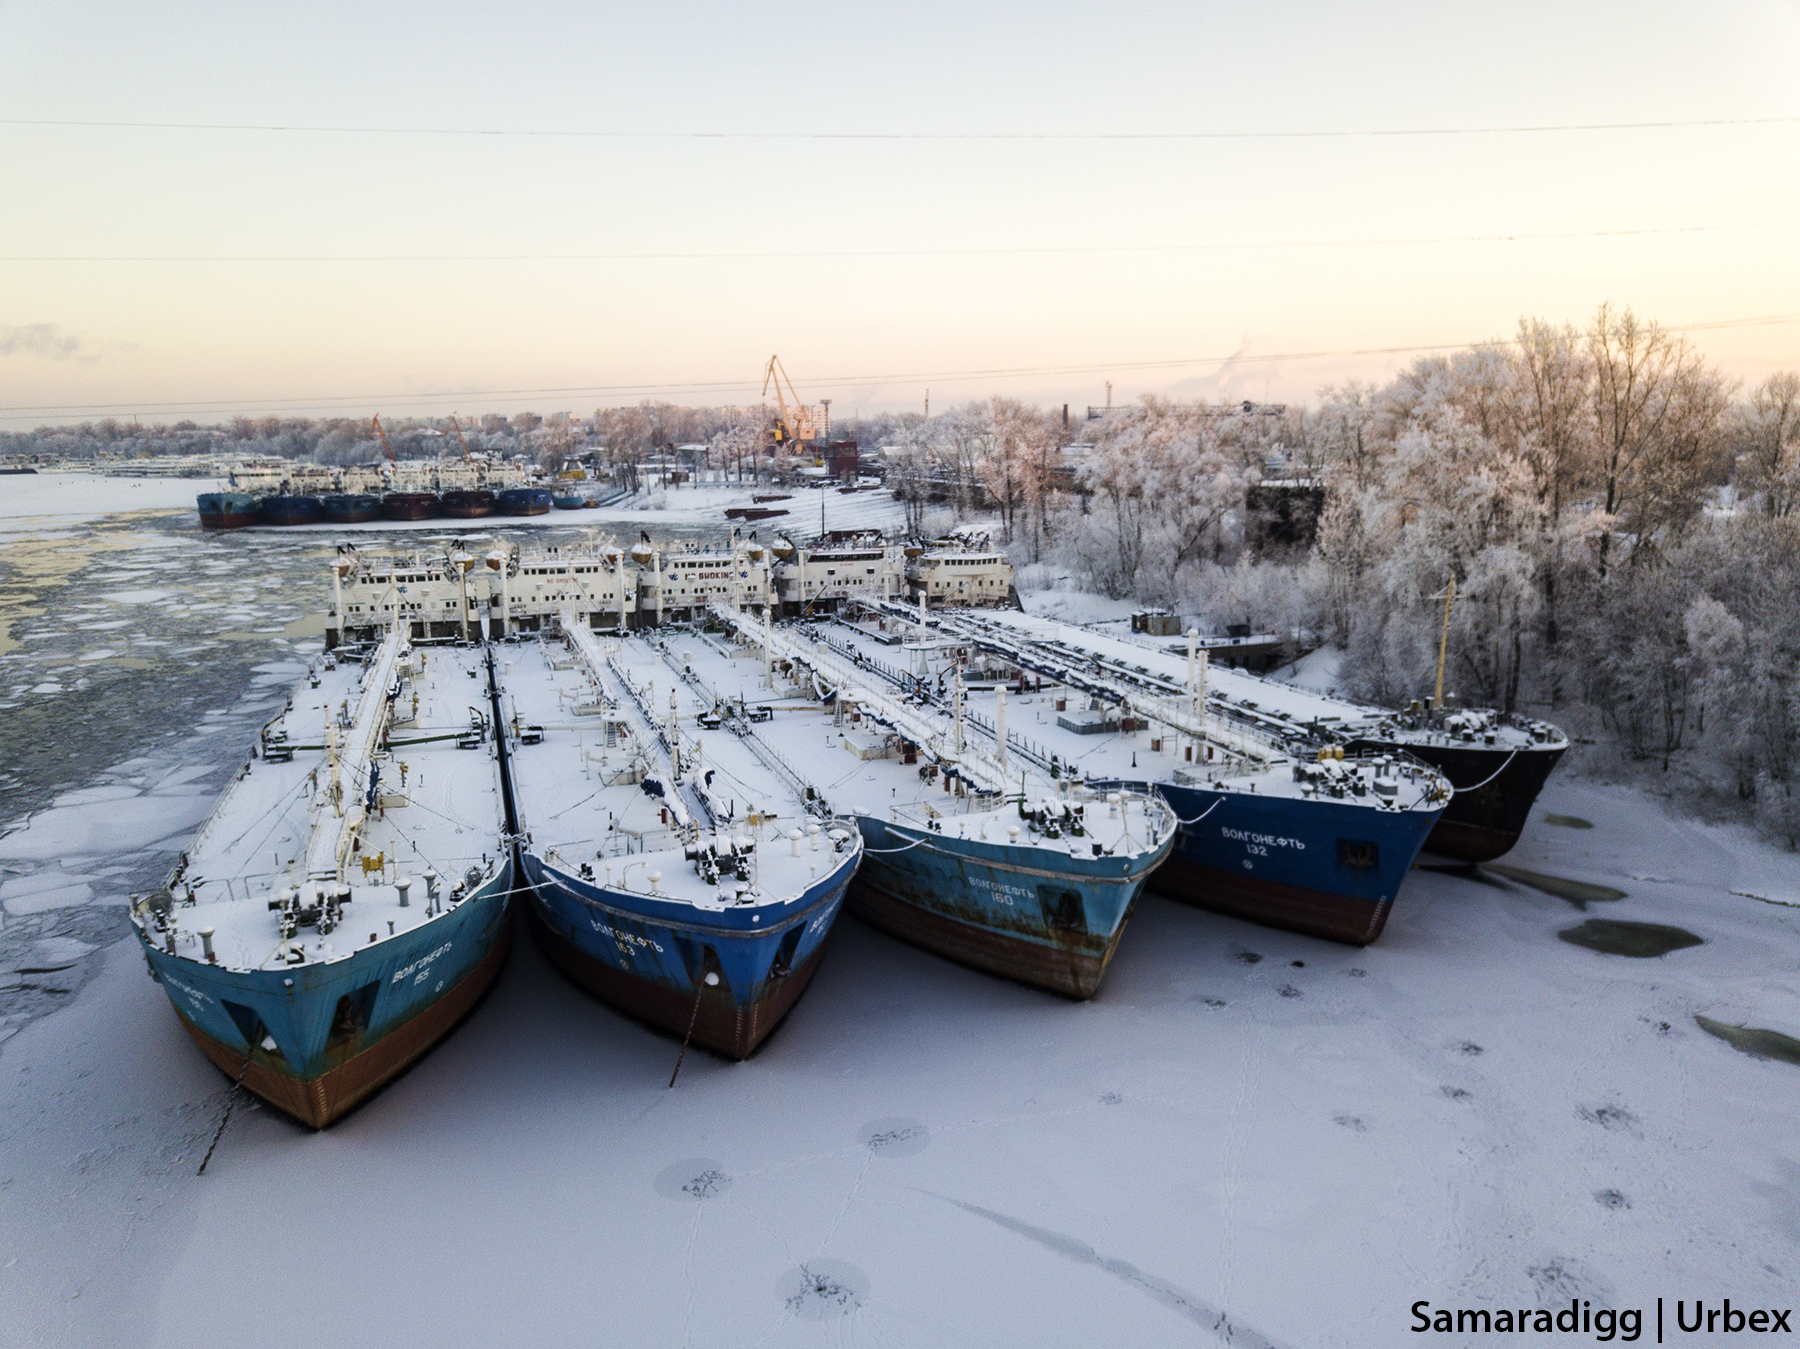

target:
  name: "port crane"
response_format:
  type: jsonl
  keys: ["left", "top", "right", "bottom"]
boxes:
{"left": 371, "top": 414, "right": 398, "bottom": 464}
{"left": 448, "top": 414, "right": 475, "bottom": 461}
{"left": 761, "top": 355, "right": 818, "bottom": 447}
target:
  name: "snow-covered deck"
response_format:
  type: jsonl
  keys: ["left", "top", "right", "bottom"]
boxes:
{"left": 501, "top": 629, "right": 851, "bottom": 912}
{"left": 139, "top": 639, "right": 507, "bottom": 971}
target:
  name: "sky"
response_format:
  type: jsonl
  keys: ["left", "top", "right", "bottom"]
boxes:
{"left": 2, "top": 0, "right": 1798, "bottom": 427}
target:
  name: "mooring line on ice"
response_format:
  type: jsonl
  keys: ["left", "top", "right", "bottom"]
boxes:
{"left": 668, "top": 970, "right": 719, "bottom": 1088}
{"left": 197, "top": 1049, "right": 255, "bottom": 1176}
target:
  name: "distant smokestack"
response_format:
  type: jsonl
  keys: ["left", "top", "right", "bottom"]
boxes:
{"left": 1062, "top": 404, "right": 1068, "bottom": 430}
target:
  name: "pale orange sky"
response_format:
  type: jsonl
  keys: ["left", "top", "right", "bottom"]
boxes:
{"left": 2, "top": 0, "right": 1797, "bottom": 426}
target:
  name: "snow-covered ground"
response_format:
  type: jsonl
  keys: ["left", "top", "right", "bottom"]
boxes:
{"left": 1017, "top": 582, "right": 1143, "bottom": 626}
{"left": 4, "top": 772, "right": 1798, "bottom": 1347}
{"left": 1270, "top": 644, "right": 1345, "bottom": 696}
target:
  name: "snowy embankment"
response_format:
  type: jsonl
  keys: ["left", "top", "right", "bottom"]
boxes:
{"left": 3, "top": 775, "right": 1798, "bottom": 1348}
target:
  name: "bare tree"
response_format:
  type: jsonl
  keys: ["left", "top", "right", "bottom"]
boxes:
{"left": 1735, "top": 371, "right": 1800, "bottom": 517}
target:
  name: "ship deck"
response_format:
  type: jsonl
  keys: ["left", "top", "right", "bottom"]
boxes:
{"left": 145, "top": 641, "right": 509, "bottom": 971}
{"left": 683, "top": 617, "right": 1179, "bottom": 867}
{"left": 499, "top": 630, "right": 853, "bottom": 912}
{"left": 801, "top": 616, "right": 1444, "bottom": 822}
{"left": 923, "top": 605, "right": 1565, "bottom": 755}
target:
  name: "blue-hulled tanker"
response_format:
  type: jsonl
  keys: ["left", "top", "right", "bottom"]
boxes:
{"left": 503, "top": 613, "right": 860, "bottom": 1058}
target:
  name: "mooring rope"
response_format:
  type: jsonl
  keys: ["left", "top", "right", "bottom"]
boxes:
{"left": 1172, "top": 797, "right": 1225, "bottom": 827}
{"left": 1445, "top": 748, "right": 1518, "bottom": 796}
{"left": 862, "top": 836, "right": 930, "bottom": 854}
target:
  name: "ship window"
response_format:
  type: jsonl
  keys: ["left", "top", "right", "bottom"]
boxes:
{"left": 325, "top": 982, "right": 380, "bottom": 1049}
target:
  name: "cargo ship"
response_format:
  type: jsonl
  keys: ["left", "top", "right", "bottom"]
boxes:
{"left": 940, "top": 607, "right": 1563, "bottom": 865}
{"left": 440, "top": 488, "right": 497, "bottom": 518}
{"left": 831, "top": 604, "right": 1447, "bottom": 946}
{"left": 497, "top": 486, "right": 553, "bottom": 516}
{"left": 131, "top": 590, "right": 515, "bottom": 1127}
{"left": 259, "top": 494, "right": 325, "bottom": 527}
{"left": 504, "top": 618, "right": 861, "bottom": 1057}
{"left": 198, "top": 491, "right": 261, "bottom": 530}
{"left": 382, "top": 491, "right": 441, "bottom": 521}
{"left": 320, "top": 492, "right": 383, "bottom": 524}
{"left": 706, "top": 606, "right": 1176, "bottom": 997}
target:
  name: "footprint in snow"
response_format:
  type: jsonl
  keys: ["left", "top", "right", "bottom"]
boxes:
{"left": 1441, "top": 1086, "right": 1472, "bottom": 1101}
{"left": 1193, "top": 995, "right": 1227, "bottom": 1008}
{"left": 1347, "top": 968, "right": 1367, "bottom": 978}
{"left": 777, "top": 1260, "right": 869, "bottom": 1320}
{"left": 858, "top": 1117, "right": 930, "bottom": 1157}
{"left": 1234, "top": 951, "right": 1263, "bottom": 965}
{"left": 1099, "top": 1092, "right": 1123, "bottom": 1106}
{"left": 1595, "top": 1189, "right": 1631, "bottom": 1210}
{"left": 654, "top": 1158, "right": 733, "bottom": 1201}
{"left": 1278, "top": 985, "right": 1303, "bottom": 998}
{"left": 1578, "top": 1104, "right": 1641, "bottom": 1136}
{"left": 1333, "top": 1114, "right": 1368, "bottom": 1132}
{"left": 1458, "top": 1042, "right": 1485, "bottom": 1056}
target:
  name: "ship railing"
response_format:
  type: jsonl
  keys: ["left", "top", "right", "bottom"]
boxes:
{"left": 961, "top": 708, "right": 1056, "bottom": 773}
{"left": 724, "top": 714, "right": 832, "bottom": 820}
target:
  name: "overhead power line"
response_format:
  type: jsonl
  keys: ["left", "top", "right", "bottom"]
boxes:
{"left": 1, "top": 115, "right": 1796, "bottom": 141}
{"left": 5, "top": 220, "right": 1796, "bottom": 264}
{"left": 4, "top": 312, "right": 1796, "bottom": 422}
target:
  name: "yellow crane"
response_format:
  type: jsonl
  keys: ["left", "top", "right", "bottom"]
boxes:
{"left": 762, "top": 355, "right": 818, "bottom": 447}
{"left": 448, "top": 413, "right": 474, "bottom": 461}
{"left": 371, "top": 414, "right": 398, "bottom": 465}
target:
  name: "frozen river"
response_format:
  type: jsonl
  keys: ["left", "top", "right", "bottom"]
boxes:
{"left": 2, "top": 483, "right": 1798, "bottom": 1347}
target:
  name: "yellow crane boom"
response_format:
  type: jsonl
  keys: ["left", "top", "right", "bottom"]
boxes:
{"left": 371, "top": 414, "right": 398, "bottom": 465}
{"left": 761, "top": 355, "right": 817, "bottom": 446}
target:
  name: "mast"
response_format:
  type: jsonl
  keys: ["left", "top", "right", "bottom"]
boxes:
{"left": 1434, "top": 575, "right": 1456, "bottom": 712}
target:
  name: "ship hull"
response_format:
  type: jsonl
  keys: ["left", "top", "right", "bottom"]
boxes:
{"left": 1150, "top": 780, "right": 1441, "bottom": 945}
{"left": 440, "top": 489, "right": 497, "bottom": 518}
{"left": 197, "top": 492, "right": 260, "bottom": 530}
{"left": 520, "top": 849, "right": 855, "bottom": 1059}
{"left": 259, "top": 495, "right": 324, "bottom": 526}
{"left": 382, "top": 492, "right": 441, "bottom": 520}
{"left": 497, "top": 488, "right": 553, "bottom": 516}
{"left": 848, "top": 817, "right": 1172, "bottom": 998}
{"left": 140, "top": 862, "right": 513, "bottom": 1129}
{"left": 1350, "top": 740, "right": 1566, "bottom": 863}
{"left": 320, "top": 493, "right": 383, "bottom": 523}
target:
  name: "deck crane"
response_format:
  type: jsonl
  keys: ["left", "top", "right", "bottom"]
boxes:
{"left": 370, "top": 414, "right": 398, "bottom": 465}
{"left": 761, "top": 355, "right": 818, "bottom": 447}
